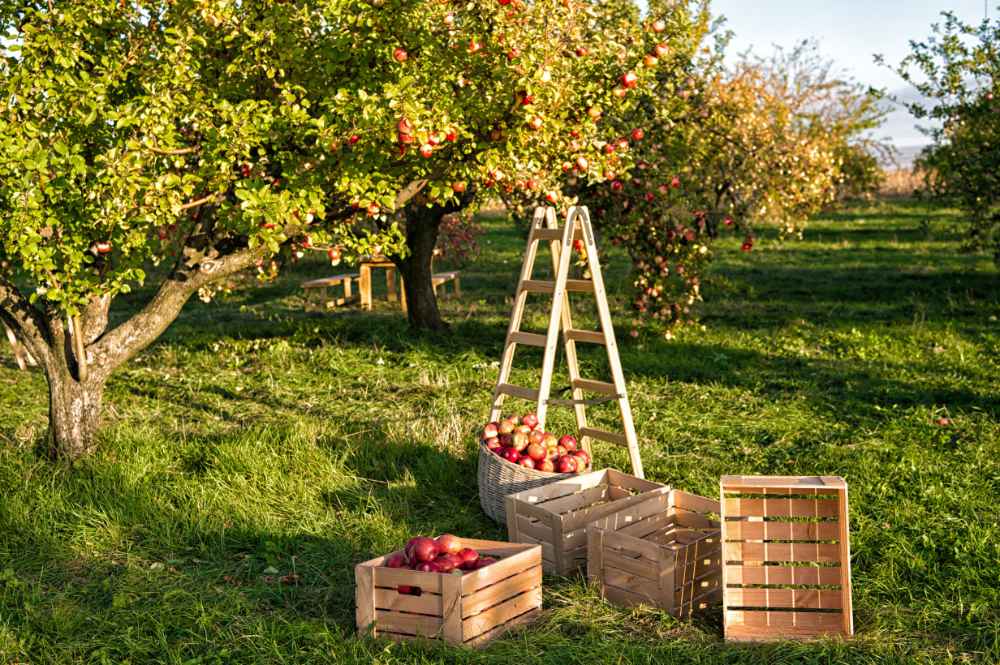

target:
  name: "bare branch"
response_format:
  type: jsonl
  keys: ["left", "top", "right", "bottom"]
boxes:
{"left": 149, "top": 145, "right": 200, "bottom": 156}
{"left": 179, "top": 194, "right": 223, "bottom": 211}
{"left": 0, "top": 275, "right": 52, "bottom": 366}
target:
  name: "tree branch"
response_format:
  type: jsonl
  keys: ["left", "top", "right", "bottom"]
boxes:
{"left": 0, "top": 275, "right": 52, "bottom": 367}
{"left": 86, "top": 246, "right": 263, "bottom": 381}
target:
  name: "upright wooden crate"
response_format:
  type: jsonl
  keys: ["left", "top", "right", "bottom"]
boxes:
{"left": 720, "top": 475, "right": 853, "bottom": 642}
{"left": 355, "top": 539, "right": 542, "bottom": 647}
{"left": 505, "top": 469, "right": 669, "bottom": 575}
{"left": 586, "top": 489, "right": 722, "bottom": 617}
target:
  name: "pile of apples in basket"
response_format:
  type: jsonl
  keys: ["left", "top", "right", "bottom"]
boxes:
{"left": 481, "top": 412, "right": 590, "bottom": 474}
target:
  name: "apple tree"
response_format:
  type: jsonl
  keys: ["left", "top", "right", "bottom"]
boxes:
{"left": 893, "top": 11, "right": 999, "bottom": 263}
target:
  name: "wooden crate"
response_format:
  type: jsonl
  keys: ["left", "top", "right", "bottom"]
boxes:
{"left": 504, "top": 469, "right": 669, "bottom": 575}
{"left": 586, "top": 489, "right": 722, "bottom": 617}
{"left": 355, "top": 539, "right": 542, "bottom": 647}
{"left": 720, "top": 475, "right": 853, "bottom": 642}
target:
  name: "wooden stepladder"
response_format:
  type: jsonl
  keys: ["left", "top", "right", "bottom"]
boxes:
{"left": 490, "top": 206, "right": 644, "bottom": 478}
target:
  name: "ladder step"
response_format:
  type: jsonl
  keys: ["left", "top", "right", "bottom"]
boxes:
{"left": 496, "top": 383, "right": 540, "bottom": 401}
{"left": 508, "top": 331, "right": 547, "bottom": 347}
{"left": 564, "top": 329, "right": 606, "bottom": 344}
{"left": 579, "top": 427, "right": 628, "bottom": 447}
{"left": 521, "top": 279, "right": 594, "bottom": 294}
{"left": 572, "top": 378, "right": 618, "bottom": 395}
{"left": 532, "top": 228, "right": 563, "bottom": 241}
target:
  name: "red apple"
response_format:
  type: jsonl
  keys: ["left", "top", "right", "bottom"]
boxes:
{"left": 95, "top": 241, "right": 112, "bottom": 254}
{"left": 621, "top": 71, "right": 638, "bottom": 89}
{"left": 498, "top": 419, "right": 516, "bottom": 435}
{"left": 575, "top": 46, "right": 588, "bottom": 57}
{"left": 419, "top": 143, "right": 434, "bottom": 158}
{"left": 559, "top": 435, "right": 577, "bottom": 451}
{"left": 542, "top": 432, "right": 558, "bottom": 447}
{"left": 526, "top": 442, "right": 546, "bottom": 461}
{"left": 611, "top": 180, "right": 624, "bottom": 192}
{"left": 516, "top": 424, "right": 532, "bottom": 436}
{"left": 557, "top": 456, "right": 578, "bottom": 474}
{"left": 576, "top": 156, "right": 589, "bottom": 171}
{"left": 537, "top": 458, "right": 555, "bottom": 473}
{"left": 415, "top": 561, "right": 441, "bottom": 573}
{"left": 468, "top": 39, "right": 482, "bottom": 54}
{"left": 476, "top": 557, "right": 498, "bottom": 569}
{"left": 393, "top": 47, "right": 408, "bottom": 62}
{"left": 482, "top": 422, "right": 499, "bottom": 439}
{"left": 398, "top": 584, "right": 419, "bottom": 595}
{"left": 457, "top": 548, "right": 480, "bottom": 569}
{"left": 485, "top": 437, "right": 502, "bottom": 452}
{"left": 670, "top": 175, "right": 681, "bottom": 188}
{"left": 445, "top": 128, "right": 458, "bottom": 142}
{"left": 527, "top": 429, "right": 544, "bottom": 446}
{"left": 522, "top": 413, "right": 539, "bottom": 429}
{"left": 556, "top": 444, "right": 567, "bottom": 457}
{"left": 407, "top": 537, "right": 439, "bottom": 563}
{"left": 503, "top": 447, "right": 521, "bottom": 464}
{"left": 348, "top": 134, "right": 360, "bottom": 145}
{"left": 519, "top": 457, "right": 536, "bottom": 469}
{"left": 436, "top": 534, "right": 463, "bottom": 555}
{"left": 512, "top": 431, "right": 529, "bottom": 452}
{"left": 644, "top": 53, "right": 658, "bottom": 67}
{"left": 631, "top": 128, "right": 645, "bottom": 141}
{"left": 452, "top": 181, "right": 467, "bottom": 193}
{"left": 386, "top": 553, "right": 408, "bottom": 569}
{"left": 572, "top": 449, "right": 591, "bottom": 471}
{"left": 545, "top": 445, "right": 559, "bottom": 461}
{"left": 397, "top": 117, "right": 413, "bottom": 135}
{"left": 498, "top": 433, "right": 514, "bottom": 448}
{"left": 652, "top": 18, "right": 666, "bottom": 32}
{"left": 528, "top": 116, "right": 543, "bottom": 130}
{"left": 434, "top": 553, "right": 460, "bottom": 572}
{"left": 654, "top": 42, "right": 669, "bottom": 58}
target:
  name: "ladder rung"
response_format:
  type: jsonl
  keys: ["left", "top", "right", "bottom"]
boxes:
{"left": 533, "top": 228, "right": 563, "bottom": 241}
{"left": 572, "top": 378, "right": 618, "bottom": 395}
{"left": 508, "top": 331, "right": 547, "bottom": 347}
{"left": 520, "top": 279, "right": 594, "bottom": 294}
{"left": 496, "top": 383, "right": 540, "bottom": 401}
{"left": 565, "top": 329, "right": 606, "bottom": 344}
{"left": 579, "top": 427, "right": 628, "bottom": 447}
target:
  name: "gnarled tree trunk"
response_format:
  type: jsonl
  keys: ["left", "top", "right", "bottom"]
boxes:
{"left": 46, "top": 369, "right": 105, "bottom": 459}
{"left": 395, "top": 204, "right": 447, "bottom": 331}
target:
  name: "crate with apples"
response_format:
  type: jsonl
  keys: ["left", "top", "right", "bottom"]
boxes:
{"left": 477, "top": 413, "right": 592, "bottom": 523}
{"left": 355, "top": 534, "right": 542, "bottom": 647}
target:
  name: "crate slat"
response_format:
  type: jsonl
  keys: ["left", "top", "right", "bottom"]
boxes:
{"left": 461, "top": 546, "right": 540, "bottom": 594}
{"left": 462, "top": 587, "right": 542, "bottom": 641}
{"left": 725, "top": 520, "right": 840, "bottom": 541}
{"left": 376, "top": 610, "right": 444, "bottom": 637}
{"left": 724, "top": 541, "right": 841, "bottom": 564}
{"left": 461, "top": 566, "right": 542, "bottom": 619}
{"left": 725, "top": 564, "right": 842, "bottom": 586}
{"left": 372, "top": 588, "right": 443, "bottom": 615}
{"left": 723, "top": 497, "right": 840, "bottom": 518}
{"left": 727, "top": 588, "right": 844, "bottom": 609}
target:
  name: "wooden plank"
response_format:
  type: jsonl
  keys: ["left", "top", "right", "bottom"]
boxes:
{"left": 533, "top": 228, "right": 563, "bottom": 241}
{"left": 355, "top": 564, "right": 375, "bottom": 635}
{"left": 601, "top": 549, "right": 658, "bottom": 579}
{"left": 673, "top": 509, "right": 721, "bottom": 530}
{"left": 579, "top": 426, "right": 627, "bottom": 447}
{"left": 373, "top": 567, "right": 445, "bottom": 594}
{"left": 376, "top": 610, "right": 443, "bottom": 638}
{"left": 603, "top": 529, "right": 664, "bottom": 562}
{"left": 671, "top": 490, "right": 720, "bottom": 516}
{"left": 725, "top": 609, "right": 844, "bottom": 634}
{"left": 572, "top": 378, "right": 617, "bottom": 395}
{"left": 508, "top": 331, "right": 547, "bottom": 347}
{"left": 463, "top": 607, "right": 541, "bottom": 648}
{"left": 461, "top": 546, "right": 540, "bottom": 594}
{"left": 723, "top": 498, "right": 840, "bottom": 518}
{"left": 513, "top": 513, "right": 554, "bottom": 544}
{"left": 441, "top": 573, "right": 464, "bottom": 644}
{"left": 587, "top": 526, "right": 604, "bottom": 585}
{"left": 462, "top": 586, "right": 542, "bottom": 641}
{"left": 606, "top": 469, "right": 668, "bottom": 494}
{"left": 564, "top": 328, "right": 605, "bottom": 344}
{"left": 512, "top": 531, "right": 555, "bottom": 563}
{"left": 725, "top": 565, "right": 842, "bottom": 586}
{"left": 537, "top": 485, "right": 610, "bottom": 515}
{"left": 727, "top": 588, "right": 844, "bottom": 610}
{"left": 505, "top": 495, "right": 521, "bottom": 545}
{"left": 721, "top": 475, "right": 847, "bottom": 490}
{"left": 602, "top": 583, "right": 657, "bottom": 609}
{"left": 512, "top": 470, "right": 608, "bottom": 503}
{"left": 496, "top": 383, "right": 541, "bottom": 401}
{"left": 561, "top": 489, "right": 666, "bottom": 533}
{"left": 837, "top": 486, "right": 854, "bottom": 636}
{"left": 724, "top": 542, "right": 841, "bottom": 564}
{"left": 725, "top": 520, "right": 840, "bottom": 541}
{"left": 565, "top": 279, "right": 595, "bottom": 292}
{"left": 534, "top": 212, "right": 574, "bottom": 429}
{"left": 372, "top": 588, "right": 443, "bottom": 615}
{"left": 521, "top": 279, "right": 556, "bottom": 294}
{"left": 462, "top": 567, "right": 542, "bottom": 619}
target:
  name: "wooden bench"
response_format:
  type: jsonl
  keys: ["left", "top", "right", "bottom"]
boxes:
{"left": 432, "top": 271, "right": 461, "bottom": 299}
{"left": 302, "top": 273, "right": 359, "bottom": 309}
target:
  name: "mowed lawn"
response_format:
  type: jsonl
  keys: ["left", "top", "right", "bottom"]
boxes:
{"left": 1, "top": 200, "right": 998, "bottom": 664}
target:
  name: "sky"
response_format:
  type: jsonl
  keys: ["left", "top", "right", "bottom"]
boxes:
{"left": 712, "top": 0, "right": 993, "bottom": 148}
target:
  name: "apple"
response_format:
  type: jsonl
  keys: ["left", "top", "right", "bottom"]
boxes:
{"left": 498, "top": 419, "right": 516, "bottom": 435}
{"left": 611, "top": 180, "right": 624, "bottom": 192}
{"left": 557, "top": 456, "right": 578, "bottom": 474}
{"left": 542, "top": 432, "right": 558, "bottom": 447}
{"left": 452, "top": 181, "right": 467, "bottom": 193}
{"left": 436, "top": 534, "right": 462, "bottom": 555}
{"left": 419, "top": 143, "right": 434, "bottom": 158}
{"left": 95, "top": 241, "right": 112, "bottom": 254}
{"left": 348, "top": 134, "right": 360, "bottom": 145}
{"left": 652, "top": 18, "right": 666, "bottom": 32}
{"left": 613, "top": 86, "right": 628, "bottom": 98}
{"left": 482, "top": 422, "right": 499, "bottom": 439}
{"left": 631, "top": 128, "right": 645, "bottom": 141}
{"left": 457, "top": 548, "right": 480, "bottom": 569}
{"left": 521, "top": 93, "right": 534, "bottom": 106}
{"left": 503, "top": 447, "right": 521, "bottom": 464}
{"left": 415, "top": 561, "right": 442, "bottom": 573}
{"left": 468, "top": 39, "right": 482, "bottom": 53}
{"left": 644, "top": 54, "right": 658, "bottom": 67}
{"left": 556, "top": 444, "right": 567, "bottom": 457}
{"left": 537, "top": 458, "right": 555, "bottom": 473}
{"left": 587, "top": 106, "right": 602, "bottom": 120}
{"left": 476, "top": 557, "right": 498, "bottom": 569}
{"left": 621, "top": 71, "right": 638, "bottom": 89}
{"left": 434, "top": 553, "right": 460, "bottom": 572}
{"left": 545, "top": 191, "right": 558, "bottom": 204}
{"left": 654, "top": 42, "right": 669, "bottom": 58}
{"left": 576, "top": 156, "right": 590, "bottom": 171}
{"left": 485, "top": 437, "right": 502, "bottom": 452}
{"left": 604, "top": 143, "right": 615, "bottom": 155}
{"left": 572, "top": 449, "right": 591, "bottom": 471}
{"left": 512, "top": 431, "right": 529, "bottom": 451}
{"left": 559, "top": 435, "right": 577, "bottom": 451}
{"left": 444, "top": 12, "right": 454, "bottom": 26}
{"left": 527, "top": 430, "right": 544, "bottom": 446}
{"left": 516, "top": 424, "right": 532, "bottom": 435}
{"left": 670, "top": 175, "right": 681, "bottom": 188}
{"left": 519, "top": 457, "right": 536, "bottom": 469}
{"left": 528, "top": 116, "right": 543, "bottom": 130}
{"left": 575, "top": 46, "right": 588, "bottom": 57}
{"left": 393, "top": 47, "right": 408, "bottom": 62}
{"left": 406, "top": 537, "right": 439, "bottom": 563}
{"left": 386, "top": 553, "right": 408, "bottom": 569}
{"left": 498, "top": 433, "right": 513, "bottom": 448}
{"left": 526, "top": 442, "right": 546, "bottom": 461}
{"left": 398, "top": 584, "right": 419, "bottom": 595}
{"left": 522, "top": 413, "right": 539, "bottom": 429}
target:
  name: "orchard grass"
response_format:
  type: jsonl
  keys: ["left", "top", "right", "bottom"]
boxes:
{"left": 1, "top": 199, "right": 998, "bottom": 664}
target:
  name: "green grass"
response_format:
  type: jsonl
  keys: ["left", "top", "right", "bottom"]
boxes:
{"left": 1, "top": 199, "right": 998, "bottom": 664}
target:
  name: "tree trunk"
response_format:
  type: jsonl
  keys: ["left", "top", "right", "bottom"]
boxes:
{"left": 46, "top": 370, "right": 105, "bottom": 460}
{"left": 394, "top": 205, "right": 448, "bottom": 332}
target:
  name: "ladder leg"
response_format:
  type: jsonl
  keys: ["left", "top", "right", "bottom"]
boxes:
{"left": 575, "top": 207, "right": 644, "bottom": 478}
{"left": 535, "top": 210, "right": 575, "bottom": 430}
{"left": 546, "top": 212, "right": 590, "bottom": 453}
{"left": 490, "top": 208, "right": 547, "bottom": 423}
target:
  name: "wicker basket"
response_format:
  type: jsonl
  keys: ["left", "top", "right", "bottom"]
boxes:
{"left": 478, "top": 440, "right": 585, "bottom": 522}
